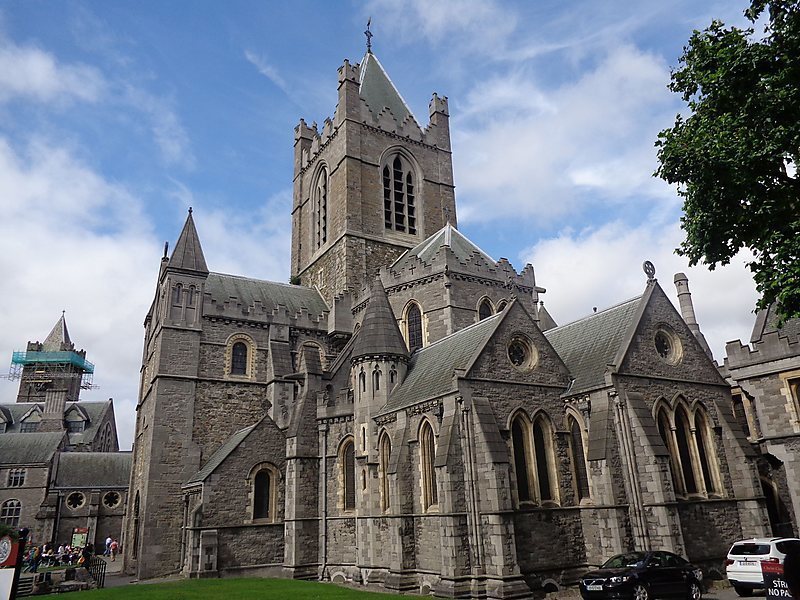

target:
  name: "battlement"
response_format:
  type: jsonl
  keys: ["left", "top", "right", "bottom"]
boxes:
{"left": 204, "top": 294, "right": 329, "bottom": 331}
{"left": 725, "top": 328, "right": 800, "bottom": 370}
{"left": 337, "top": 59, "right": 359, "bottom": 84}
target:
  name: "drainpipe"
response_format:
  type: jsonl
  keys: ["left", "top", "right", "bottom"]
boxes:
{"left": 318, "top": 423, "right": 328, "bottom": 580}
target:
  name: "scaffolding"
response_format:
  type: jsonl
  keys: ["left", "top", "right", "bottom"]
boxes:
{"left": 7, "top": 350, "right": 95, "bottom": 389}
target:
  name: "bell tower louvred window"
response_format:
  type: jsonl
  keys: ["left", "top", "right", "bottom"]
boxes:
{"left": 383, "top": 154, "right": 416, "bottom": 234}
{"left": 314, "top": 167, "right": 328, "bottom": 249}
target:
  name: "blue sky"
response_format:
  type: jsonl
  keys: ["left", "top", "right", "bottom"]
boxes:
{"left": 0, "top": 0, "right": 760, "bottom": 449}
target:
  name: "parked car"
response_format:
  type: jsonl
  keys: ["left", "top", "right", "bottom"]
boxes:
{"left": 580, "top": 551, "right": 703, "bottom": 600}
{"left": 725, "top": 537, "right": 800, "bottom": 596}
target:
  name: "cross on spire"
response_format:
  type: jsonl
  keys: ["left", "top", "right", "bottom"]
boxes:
{"left": 365, "top": 17, "right": 373, "bottom": 54}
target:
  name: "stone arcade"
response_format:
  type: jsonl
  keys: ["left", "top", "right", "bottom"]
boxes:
{"left": 123, "top": 48, "right": 771, "bottom": 597}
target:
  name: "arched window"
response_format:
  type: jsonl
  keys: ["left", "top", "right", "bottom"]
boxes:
{"left": 674, "top": 406, "right": 698, "bottom": 495}
{"left": 568, "top": 417, "right": 590, "bottom": 501}
{"left": 231, "top": 342, "right": 248, "bottom": 376}
{"left": 406, "top": 303, "right": 423, "bottom": 351}
{"left": 383, "top": 154, "right": 417, "bottom": 234}
{"left": 341, "top": 439, "right": 356, "bottom": 511}
{"left": 511, "top": 412, "right": 559, "bottom": 506}
{"left": 497, "top": 299, "right": 508, "bottom": 311}
{"left": 379, "top": 432, "right": 392, "bottom": 511}
{"left": 420, "top": 421, "right": 438, "bottom": 509}
{"left": 314, "top": 167, "right": 328, "bottom": 249}
{"left": 1, "top": 499, "right": 21, "bottom": 527}
{"left": 694, "top": 408, "right": 720, "bottom": 495}
{"left": 172, "top": 283, "right": 183, "bottom": 306}
{"left": 187, "top": 286, "right": 196, "bottom": 307}
{"left": 373, "top": 368, "right": 381, "bottom": 392}
{"left": 390, "top": 367, "right": 397, "bottom": 387}
{"left": 478, "top": 298, "right": 493, "bottom": 321}
{"left": 251, "top": 464, "right": 278, "bottom": 521}
{"left": 359, "top": 369, "right": 366, "bottom": 393}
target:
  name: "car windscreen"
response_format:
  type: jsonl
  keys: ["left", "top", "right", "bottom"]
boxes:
{"left": 730, "top": 543, "right": 770, "bottom": 556}
{"left": 602, "top": 552, "right": 648, "bottom": 569}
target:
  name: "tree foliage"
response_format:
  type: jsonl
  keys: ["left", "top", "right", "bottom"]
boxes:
{"left": 656, "top": 0, "right": 800, "bottom": 321}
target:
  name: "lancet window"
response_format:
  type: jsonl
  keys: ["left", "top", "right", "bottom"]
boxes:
{"left": 251, "top": 463, "right": 279, "bottom": 522}
{"left": 314, "top": 167, "right": 328, "bottom": 249}
{"left": 510, "top": 412, "right": 559, "bottom": 506}
{"left": 341, "top": 438, "right": 356, "bottom": 511}
{"left": 568, "top": 416, "right": 590, "bottom": 501}
{"left": 383, "top": 154, "right": 417, "bottom": 234}
{"left": 405, "top": 302, "right": 423, "bottom": 351}
{"left": 420, "top": 421, "right": 438, "bottom": 510}
{"left": 379, "top": 432, "right": 392, "bottom": 511}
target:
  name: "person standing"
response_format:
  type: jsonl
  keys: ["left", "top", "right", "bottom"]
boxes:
{"left": 110, "top": 539, "right": 119, "bottom": 562}
{"left": 105, "top": 536, "right": 112, "bottom": 557}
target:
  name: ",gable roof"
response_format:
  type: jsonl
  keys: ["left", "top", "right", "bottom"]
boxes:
{"left": 43, "top": 313, "right": 72, "bottom": 351}
{"left": 391, "top": 223, "right": 495, "bottom": 270}
{"left": 0, "top": 432, "right": 64, "bottom": 465}
{"left": 54, "top": 452, "right": 132, "bottom": 488}
{"left": 169, "top": 210, "right": 208, "bottom": 273}
{"left": 205, "top": 272, "right": 328, "bottom": 317}
{"left": 352, "top": 279, "right": 409, "bottom": 361}
{"left": 379, "top": 313, "right": 502, "bottom": 414}
{"left": 545, "top": 296, "right": 643, "bottom": 396}
{"left": 359, "top": 52, "right": 415, "bottom": 123}
{"left": 0, "top": 401, "right": 112, "bottom": 445}
{"left": 185, "top": 422, "right": 259, "bottom": 485}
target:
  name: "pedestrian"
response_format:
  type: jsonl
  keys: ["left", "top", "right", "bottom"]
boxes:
{"left": 105, "top": 535, "right": 112, "bottom": 557}
{"left": 785, "top": 544, "right": 800, "bottom": 599}
{"left": 110, "top": 538, "right": 119, "bottom": 562}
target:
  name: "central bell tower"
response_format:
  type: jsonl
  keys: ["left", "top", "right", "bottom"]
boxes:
{"left": 291, "top": 50, "right": 456, "bottom": 306}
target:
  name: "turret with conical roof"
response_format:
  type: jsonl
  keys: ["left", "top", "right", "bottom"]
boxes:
{"left": 163, "top": 208, "right": 208, "bottom": 328}
{"left": 168, "top": 207, "right": 208, "bottom": 274}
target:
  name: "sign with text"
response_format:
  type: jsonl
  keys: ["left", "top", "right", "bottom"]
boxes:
{"left": 762, "top": 561, "right": 791, "bottom": 599}
{"left": 71, "top": 527, "right": 88, "bottom": 549}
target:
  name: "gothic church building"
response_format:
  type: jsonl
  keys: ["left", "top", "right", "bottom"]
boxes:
{"left": 123, "top": 49, "right": 768, "bottom": 598}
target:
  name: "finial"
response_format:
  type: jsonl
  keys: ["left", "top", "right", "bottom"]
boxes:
{"left": 643, "top": 260, "right": 656, "bottom": 281}
{"left": 188, "top": 206, "right": 193, "bottom": 214}
{"left": 365, "top": 17, "right": 373, "bottom": 54}
{"left": 163, "top": 241, "right": 169, "bottom": 258}
{"left": 62, "top": 310, "right": 66, "bottom": 317}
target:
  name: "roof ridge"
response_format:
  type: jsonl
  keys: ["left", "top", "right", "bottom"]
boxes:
{"left": 546, "top": 295, "right": 643, "bottom": 334}
{"left": 415, "top": 312, "right": 502, "bottom": 354}
{"left": 210, "top": 271, "right": 313, "bottom": 291}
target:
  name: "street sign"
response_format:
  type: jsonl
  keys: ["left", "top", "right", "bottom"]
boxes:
{"left": 762, "top": 561, "right": 791, "bottom": 599}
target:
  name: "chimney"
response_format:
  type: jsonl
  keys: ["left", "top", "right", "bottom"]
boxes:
{"left": 674, "top": 273, "right": 713, "bottom": 359}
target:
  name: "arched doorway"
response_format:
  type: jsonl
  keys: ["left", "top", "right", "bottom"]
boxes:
{"left": 761, "top": 478, "right": 795, "bottom": 537}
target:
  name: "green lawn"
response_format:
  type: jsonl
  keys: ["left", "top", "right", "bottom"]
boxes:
{"left": 79, "top": 578, "right": 425, "bottom": 599}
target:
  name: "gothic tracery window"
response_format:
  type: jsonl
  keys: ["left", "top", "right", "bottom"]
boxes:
{"left": 420, "top": 421, "right": 438, "bottom": 509}
{"left": 405, "top": 302, "right": 423, "bottom": 351}
{"left": 314, "top": 167, "right": 328, "bottom": 249}
{"left": 511, "top": 412, "right": 559, "bottom": 506}
{"left": 383, "top": 154, "right": 417, "bottom": 234}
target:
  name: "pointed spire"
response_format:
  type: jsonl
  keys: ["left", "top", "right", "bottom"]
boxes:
{"left": 358, "top": 52, "right": 415, "bottom": 123}
{"left": 169, "top": 208, "right": 208, "bottom": 273}
{"left": 42, "top": 311, "right": 73, "bottom": 351}
{"left": 352, "top": 277, "right": 409, "bottom": 361}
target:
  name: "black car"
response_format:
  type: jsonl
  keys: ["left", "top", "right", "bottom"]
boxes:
{"left": 580, "top": 551, "right": 703, "bottom": 600}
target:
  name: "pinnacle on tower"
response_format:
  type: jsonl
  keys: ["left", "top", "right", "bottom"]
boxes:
{"left": 352, "top": 278, "right": 409, "bottom": 361}
{"left": 169, "top": 208, "right": 209, "bottom": 273}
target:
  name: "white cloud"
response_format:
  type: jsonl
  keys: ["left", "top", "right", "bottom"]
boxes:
{"left": 0, "top": 37, "right": 106, "bottom": 103}
{"left": 523, "top": 219, "right": 759, "bottom": 361}
{"left": 245, "top": 50, "right": 289, "bottom": 94}
{"left": 453, "top": 44, "right": 678, "bottom": 223}
{"left": 0, "top": 135, "right": 161, "bottom": 449}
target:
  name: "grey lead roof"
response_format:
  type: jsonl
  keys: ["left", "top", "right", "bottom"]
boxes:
{"left": 380, "top": 313, "right": 502, "bottom": 414}
{"left": 0, "top": 432, "right": 64, "bottom": 465}
{"left": 185, "top": 422, "right": 258, "bottom": 485}
{"left": 54, "top": 452, "right": 132, "bottom": 488}
{"left": 352, "top": 279, "right": 409, "bottom": 361}
{"left": 169, "top": 210, "right": 209, "bottom": 273}
{"left": 391, "top": 223, "right": 495, "bottom": 270}
{"left": 359, "top": 52, "right": 415, "bottom": 123}
{"left": 545, "top": 296, "right": 643, "bottom": 396}
{"left": 0, "top": 401, "right": 112, "bottom": 447}
{"left": 205, "top": 273, "right": 328, "bottom": 317}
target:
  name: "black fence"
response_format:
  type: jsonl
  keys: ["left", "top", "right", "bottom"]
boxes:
{"left": 87, "top": 556, "right": 107, "bottom": 588}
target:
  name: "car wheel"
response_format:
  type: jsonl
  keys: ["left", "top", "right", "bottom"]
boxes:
{"left": 633, "top": 584, "right": 649, "bottom": 600}
{"left": 733, "top": 586, "right": 753, "bottom": 597}
{"left": 687, "top": 581, "right": 701, "bottom": 600}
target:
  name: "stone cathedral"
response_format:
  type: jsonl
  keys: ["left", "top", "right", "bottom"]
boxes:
{"left": 123, "top": 48, "right": 771, "bottom": 598}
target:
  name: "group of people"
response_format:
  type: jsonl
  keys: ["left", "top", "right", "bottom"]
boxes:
{"left": 22, "top": 542, "right": 94, "bottom": 572}
{"left": 103, "top": 536, "right": 120, "bottom": 561}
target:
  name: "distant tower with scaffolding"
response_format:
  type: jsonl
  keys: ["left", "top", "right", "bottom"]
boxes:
{"left": 8, "top": 313, "right": 95, "bottom": 431}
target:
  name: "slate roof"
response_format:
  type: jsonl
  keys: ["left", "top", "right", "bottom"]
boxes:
{"left": 43, "top": 313, "right": 73, "bottom": 351}
{"left": 352, "top": 279, "right": 409, "bottom": 361}
{"left": 391, "top": 223, "right": 495, "bottom": 270}
{"left": 750, "top": 304, "right": 800, "bottom": 344}
{"left": 545, "top": 296, "right": 642, "bottom": 396}
{"left": 169, "top": 210, "right": 208, "bottom": 273}
{"left": 0, "top": 401, "right": 111, "bottom": 446}
{"left": 54, "top": 452, "right": 132, "bottom": 488}
{"left": 0, "top": 432, "right": 64, "bottom": 465}
{"left": 379, "top": 313, "right": 502, "bottom": 414}
{"left": 359, "top": 52, "right": 415, "bottom": 123}
{"left": 205, "top": 273, "right": 328, "bottom": 317}
{"left": 185, "top": 422, "right": 258, "bottom": 485}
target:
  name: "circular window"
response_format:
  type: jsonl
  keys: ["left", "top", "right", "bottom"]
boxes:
{"left": 654, "top": 326, "right": 682, "bottom": 365}
{"left": 66, "top": 492, "right": 85, "bottom": 510}
{"left": 103, "top": 491, "right": 121, "bottom": 508}
{"left": 507, "top": 336, "right": 537, "bottom": 371}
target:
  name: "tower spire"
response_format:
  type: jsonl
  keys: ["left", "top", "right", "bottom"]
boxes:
{"left": 168, "top": 208, "right": 209, "bottom": 273}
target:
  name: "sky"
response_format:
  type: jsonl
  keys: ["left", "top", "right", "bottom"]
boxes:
{"left": 0, "top": 0, "right": 761, "bottom": 450}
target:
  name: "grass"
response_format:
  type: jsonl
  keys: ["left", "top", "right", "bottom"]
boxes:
{"left": 78, "top": 577, "right": 426, "bottom": 599}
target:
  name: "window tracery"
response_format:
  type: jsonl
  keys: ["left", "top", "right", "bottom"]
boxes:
{"left": 510, "top": 412, "right": 559, "bottom": 506}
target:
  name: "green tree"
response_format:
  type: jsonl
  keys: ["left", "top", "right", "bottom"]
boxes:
{"left": 656, "top": 0, "right": 800, "bottom": 320}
